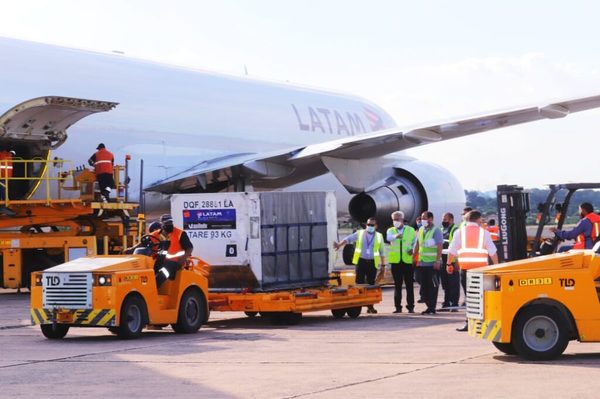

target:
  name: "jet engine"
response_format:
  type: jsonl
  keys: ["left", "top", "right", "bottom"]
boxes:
{"left": 348, "top": 159, "right": 465, "bottom": 229}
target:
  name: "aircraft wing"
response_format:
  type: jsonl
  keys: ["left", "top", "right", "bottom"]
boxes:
{"left": 147, "top": 94, "right": 600, "bottom": 193}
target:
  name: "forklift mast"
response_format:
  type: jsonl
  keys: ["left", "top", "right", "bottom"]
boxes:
{"left": 497, "top": 185, "right": 530, "bottom": 262}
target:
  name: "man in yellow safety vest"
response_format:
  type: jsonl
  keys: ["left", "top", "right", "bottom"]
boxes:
{"left": 386, "top": 211, "right": 416, "bottom": 313}
{"left": 334, "top": 217, "right": 385, "bottom": 314}
{"left": 413, "top": 211, "right": 444, "bottom": 315}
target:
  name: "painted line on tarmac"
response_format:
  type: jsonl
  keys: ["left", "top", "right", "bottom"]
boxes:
{"left": 281, "top": 352, "right": 495, "bottom": 399}
{"left": 0, "top": 324, "right": 30, "bottom": 330}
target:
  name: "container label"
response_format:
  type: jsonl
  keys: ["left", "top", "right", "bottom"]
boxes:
{"left": 183, "top": 209, "right": 236, "bottom": 230}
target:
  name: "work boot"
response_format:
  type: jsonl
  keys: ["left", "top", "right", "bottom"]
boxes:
{"left": 367, "top": 305, "right": 377, "bottom": 314}
{"left": 393, "top": 308, "right": 402, "bottom": 314}
{"left": 456, "top": 323, "right": 468, "bottom": 332}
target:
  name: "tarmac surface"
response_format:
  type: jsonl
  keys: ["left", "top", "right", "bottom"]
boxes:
{"left": 1, "top": 287, "right": 599, "bottom": 398}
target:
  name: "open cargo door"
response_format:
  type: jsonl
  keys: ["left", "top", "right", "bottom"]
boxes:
{"left": 0, "top": 96, "right": 118, "bottom": 199}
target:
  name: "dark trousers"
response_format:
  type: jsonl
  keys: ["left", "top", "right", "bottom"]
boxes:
{"left": 96, "top": 173, "right": 115, "bottom": 201}
{"left": 460, "top": 269, "right": 468, "bottom": 303}
{"left": 155, "top": 260, "right": 180, "bottom": 289}
{"left": 440, "top": 254, "right": 460, "bottom": 307}
{"left": 391, "top": 262, "right": 414, "bottom": 311}
{"left": 414, "top": 266, "right": 425, "bottom": 300}
{"left": 419, "top": 267, "right": 439, "bottom": 311}
{"left": 356, "top": 258, "right": 377, "bottom": 285}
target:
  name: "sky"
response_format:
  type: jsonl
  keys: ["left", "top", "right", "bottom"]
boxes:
{"left": 1, "top": 0, "right": 600, "bottom": 190}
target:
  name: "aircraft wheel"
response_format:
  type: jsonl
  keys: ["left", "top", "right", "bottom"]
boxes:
{"left": 492, "top": 341, "right": 517, "bottom": 355}
{"left": 346, "top": 307, "right": 362, "bottom": 319}
{"left": 117, "top": 295, "right": 146, "bottom": 339}
{"left": 40, "top": 324, "right": 69, "bottom": 339}
{"left": 512, "top": 305, "right": 569, "bottom": 360}
{"left": 172, "top": 288, "right": 206, "bottom": 333}
{"left": 331, "top": 309, "right": 346, "bottom": 319}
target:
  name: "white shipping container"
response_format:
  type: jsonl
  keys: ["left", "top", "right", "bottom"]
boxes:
{"left": 170, "top": 191, "right": 337, "bottom": 291}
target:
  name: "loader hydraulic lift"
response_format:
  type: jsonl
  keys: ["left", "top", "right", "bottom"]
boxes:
{"left": 0, "top": 157, "right": 142, "bottom": 290}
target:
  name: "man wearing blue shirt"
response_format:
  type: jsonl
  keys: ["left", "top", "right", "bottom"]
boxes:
{"left": 550, "top": 202, "right": 600, "bottom": 251}
{"left": 334, "top": 217, "right": 385, "bottom": 314}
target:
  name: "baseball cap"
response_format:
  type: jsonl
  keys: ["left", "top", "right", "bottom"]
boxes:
{"left": 96, "top": 143, "right": 106, "bottom": 149}
{"left": 160, "top": 214, "right": 174, "bottom": 224}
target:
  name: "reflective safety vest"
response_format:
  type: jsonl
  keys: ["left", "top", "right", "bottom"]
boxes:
{"left": 487, "top": 226, "right": 499, "bottom": 241}
{"left": 353, "top": 230, "right": 384, "bottom": 268}
{"left": 0, "top": 151, "right": 13, "bottom": 179}
{"left": 418, "top": 226, "right": 440, "bottom": 263}
{"left": 442, "top": 224, "right": 458, "bottom": 255}
{"left": 574, "top": 213, "right": 600, "bottom": 249}
{"left": 457, "top": 225, "right": 489, "bottom": 270}
{"left": 387, "top": 225, "right": 415, "bottom": 264}
{"left": 152, "top": 227, "right": 183, "bottom": 255}
{"left": 93, "top": 148, "right": 114, "bottom": 175}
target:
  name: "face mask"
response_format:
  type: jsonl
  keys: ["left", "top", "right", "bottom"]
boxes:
{"left": 366, "top": 226, "right": 376, "bottom": 233}
{"left": 421, "top": 220, "right": 429, "bottom": 228}
{"left": 416, "top": 222, "right": 422, "bottom": 228}
{"left": 163, "top": 224, "right": 174, "bottom": 233}
{"left": 393, "top": 221, "right": 403, "bottom": 228}
{"left": 442, "top": 221, "right": 450, "bottom": 228}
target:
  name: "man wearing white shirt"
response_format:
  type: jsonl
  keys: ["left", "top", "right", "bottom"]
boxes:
{"left": 447, "top": 210, "right": 499, "bottom": 331}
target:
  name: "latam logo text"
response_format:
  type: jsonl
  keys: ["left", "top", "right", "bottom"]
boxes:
{"left": 292, "top": 105, "right": 384, "bottom": 135}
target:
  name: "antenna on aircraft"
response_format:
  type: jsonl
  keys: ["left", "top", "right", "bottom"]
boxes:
{"left": 244, "top": 65, "right": 248, "bottom": 76}
{"left": 112, "top": 50, "right": 125, "bottom": 55}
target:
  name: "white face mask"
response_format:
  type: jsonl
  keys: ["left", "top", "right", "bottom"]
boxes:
{"left": 366, "top": 226, "right": 376, "bottom": 233}
{"left": 421, "top": 219, "right": 429, "bottom": 228}
{"left": 393, "top": 221, "right": 403, "bottom": 228}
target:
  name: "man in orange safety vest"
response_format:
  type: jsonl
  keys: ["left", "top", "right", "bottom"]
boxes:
{"left": 447, "top": 210, "right": 498, "bottom": 332}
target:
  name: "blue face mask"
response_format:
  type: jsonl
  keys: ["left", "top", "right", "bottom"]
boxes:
{"left": 366, "top": 226, "right": 376, "bottom": 233}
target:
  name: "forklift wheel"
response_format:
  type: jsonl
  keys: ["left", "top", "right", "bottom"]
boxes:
{"left": 346, "top": 307, "right": 362, "bottom": 319}
{"left": 331, "top": 309, "right": 346, "bottom": 319}
{"left": 244, "top": 311, "right": 258, "bottom": 318}
{"left": 40, "top": 324, "right": 69, "bottom": 339}
{"left": 117, "top": 295, "right": 146, "bottom": 339}
{"left": 172, "top": 288, "right": 206, "bottom": 333}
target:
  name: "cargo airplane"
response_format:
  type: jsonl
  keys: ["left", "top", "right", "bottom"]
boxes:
{"left": 1, "top": 36, "right": 600, "bottom": 228}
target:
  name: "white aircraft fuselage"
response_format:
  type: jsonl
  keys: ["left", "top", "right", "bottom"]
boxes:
{"left": 0, "top": 37, "right": 466, "bottom": 224}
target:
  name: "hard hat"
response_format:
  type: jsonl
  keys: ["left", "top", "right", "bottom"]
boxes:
{"left": 96, "top": 143, "right": 106, "bottom": 150}
{"left": 160, "top": 214, "right": 174, "bottom": 224}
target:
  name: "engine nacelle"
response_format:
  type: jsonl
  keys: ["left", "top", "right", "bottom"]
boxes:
{"left": 349, "top": 175, "right": 425, "bottom": 227}
{"left": 348, "top": 159, "right": 465, "bottom": 230}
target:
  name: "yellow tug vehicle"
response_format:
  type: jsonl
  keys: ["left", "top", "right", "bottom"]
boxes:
{"left": 30, "top": 236, "right": 209, "bottom": 339}
{"left": 466, "top": 248, "right": 600, "bottom": 360}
